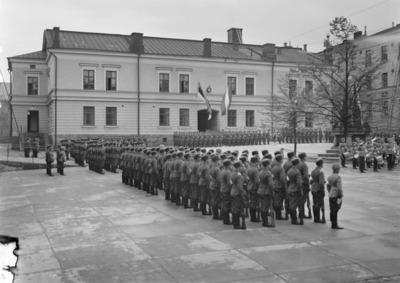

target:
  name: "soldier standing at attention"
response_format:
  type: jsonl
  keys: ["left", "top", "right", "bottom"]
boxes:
{"left": 180, "top": 153, "right": 192, "bottom": 208}
{"left": 209, "top": 155, "right": 222, "bottom": 220}
{"left": 298, "top": 152, "right": 312, "bottom": 219}
{"left": 247, "top": 156, "right": 261, "bottom": 223}
{"left": 327, "top": 163, "right": 344, "bottom": 229}
{"left": 221, "top": 159, "right": 233, "bottom": 225}
{"left": 162, "top": 154, "right": 172, "bottom": 200}
{"left": 58, "top": 146, "right": 67, "bottom": 176}
{"left": 258, "top": 158, "right": 275, "bottom": 227}
{"left": 190, "top": 153, "right": 201, "bottom": 211}
{"left": 45, "top": 146, "right": 54, "bottom": 176}
{"left": 149, "top": 151, "right": 159, "bottom": 195}
{"left": 231, "top": 161, "right": 246, "bottom": 230}
{"left": 198, "top": 155, "right": 212, "bottom": 216}
{"left": 272, "top": 155, "right": 287, "bottom": 220}
{"left": 310, "top": 159, "right": 326, "bottom": 223}
{"left": 287, "top": 158, "right": 303, "bottom": 225}
{"left": 358, "top": 142, "right": 366, "bottom": 173}
{"left": 339, "top": 138, "right": 348, "bottom": 168}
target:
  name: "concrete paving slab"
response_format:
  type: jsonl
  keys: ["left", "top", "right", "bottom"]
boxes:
{"left": 157, "top": 249, "right": 273, "bottom": 283}
{"left": 359, "top": 258, "right": 400, "bottom": 277}
{"left": 15, "top": 270, "right": 64, "bottom": 283}
{"left": 16, "top": 248, "right": 61, "bottom": 275}
{"left": 280, "top": 264, "right": 377, "bottom": 283}
{"left": 135, "top": 232, "right": 232, "bottom": 258}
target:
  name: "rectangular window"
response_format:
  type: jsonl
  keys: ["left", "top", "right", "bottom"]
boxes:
{"left": 381, "top": 46, "right": 388, "bottom": 61}
{"left": 106, "top": 107, "right": 117, "bottom": 126}
{"left": 305, "top": 112, "right": 313, "bottom": 128}
{"left": 289, "top": 79, "right": 297, "bottom": 98}
{"left": 245, "top": 77, "right": 254, "bottom": 96}
{"left": 245, "top": 110, "right": 254, "bottom": 127}
{"left": 227, "top": 76, "right": 237, "bottom": 95}
{"left": 106, "top": 71, "right": 117, "bottom": 91}
{"left": 382, "top": 73, "right": 388, "bottom": 88}
{"left": 159, "top": 73, "right": 170, "bottom": 92}
{"left": 27, "top": 77, "right": 38, "bottom": 95}
{"left": 305, "top": 80, "right": 313, "bottom": 95}
{"left": 83, "top": 106, "right": 95, "bottom": 126}
{"left": 179, "top": 74, "right": 189, "bottom": 93}
{"left": 159, "top": 108, "right": 170, "bottom": 126}
{"left": 227, "top": 109, "right": 237, "bottom": 127}
{"left": 366, "top": 50, "right": 371, "bottom": 65}
{"left": 179, "top": 108, "right": 189, "bottom": 126}
{"left": 83, "top": 70, "right": 95, "bottom": 90}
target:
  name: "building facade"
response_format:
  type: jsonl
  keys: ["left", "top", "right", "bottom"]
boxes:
{"left": 8, "top": 27, "right": 321, "bottom": 146}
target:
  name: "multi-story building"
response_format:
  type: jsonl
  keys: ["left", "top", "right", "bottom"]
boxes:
{"left": 8, "top": 27, "right": 321, "bottom": 146}
{"left": 356, "top": 24, "right": 400, "bottom": 133}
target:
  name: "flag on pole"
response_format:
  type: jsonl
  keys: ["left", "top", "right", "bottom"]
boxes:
{"left": 221, "top": 86, "right": 232, "bottom": 116}
{"left": 197, "top": 82, "right": 212, "bottom": 120}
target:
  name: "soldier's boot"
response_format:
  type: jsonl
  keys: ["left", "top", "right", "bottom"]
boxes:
{"left": 130, "top": 178, "right": 134, "bottom": 187}
{"left": 150, "top": 186, "right": 155, "bottom": 195}
{"left": 207, "top": 205, "right": 212, "bottom": 216}
{"left": 256, "top": 210, "right": 261, "bottom": 223}
{"left": 147, "top": 184, "right": 152, "bottom": 194}
{"left": 245, "top": 208, "right": 249, "bottom": 218}
{"left": 298, "top": 211, "right": 304, "bottom": 225}
{"left": 275, "top": 208, "right": 284, "bottom": 220}
{"left": 250, "top": 208, "right": 257, "bottom": 222}
{"left": 320, "top": 208, "right": 326, "bottom": 224}
{"left": 165, "top": 190, "right": 170, "bottom": 200}
{"left": 270, "top": 211, "right": 276, "bottom": 227}
{"left": 171, "top": 192, "right": 176, "bottom": 203}
{"left": 121, "top": 174, "right": 125, "bottom": 184}
{"left": 175, "top": 195, "right": 181, "bottom": 206}
{"left": 262, "top": 212, "right": 273, "bottom": 227}
{"left": 212, "top": 205, "right": 220, "bottom": 220}
{"left": 233, "top": 213, "right": 241, "bottom": 229}
{"left": 201, "top": 202, "right": 208, "bottom": 215}
{"left": 306, "top": 205, "right": 313, "bottom": 219}
{"left": 290, "top": 210, "right": 298, "bottom": 225}
{"left": 223, "top": 209, "right": 232, "bottom": 225}
{"left": 154, "top": 186, "right": 158, "bottom": 196}
{"left": 193, "top": 199, "right": 200, "bottom": 212}
{"left": 60, "top": 167, "right": 65, "bottom": 176}
{"left": 241, "top": 213, "right": 247, "bottom": 230}
{"left": 284, "top": 208, "right": 290, "bottom": 220}
{"left": 313, "top": 206, "right": 321, "bottom": 223}
{"left": 183, "top": 197, "right": 190, "bottom": 209}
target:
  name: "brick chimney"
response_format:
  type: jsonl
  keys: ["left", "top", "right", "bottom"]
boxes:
{"left": 203, "top": 38, "right": 212, "bottom": 57}
{"left": 353, "top": 31, "right": 363, "bottom": 39}
{"left": 262, "top": 43, "right": 276, "bottom": 61}
{"left": 53, "top": 27, "right": 60, "bottom": 48}
{"left": 228, "top": 28, "right": 242, "bottom": 51}
{"left": 130, "top": 33, "right": 144, "bottom": 53}
{"left": 303, "top": 44, "right": 307, "bottom": 51}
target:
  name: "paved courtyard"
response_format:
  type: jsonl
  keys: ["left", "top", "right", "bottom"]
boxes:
{"left": 1, "top": 143, "right": 400, "bottom": 283}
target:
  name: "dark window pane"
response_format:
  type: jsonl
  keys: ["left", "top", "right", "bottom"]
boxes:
{"left": 179, "top": 108, "right": 189, "bottom": 126}
{"left": 159, "top": 108, "right": 170, "bottom": 126}
{"left": 106, "top": 71, "right": 117, "bottom": 91}
{"left": 27, "top": 77, "right": 38, "bottom": 95}
{"left": 159, "top": 73, "right": 169, "bottom": 92}
{"left": 179, "top": 74, "right": 189, "bottom": 93}
{"left": 106, "top": 107, "right": 117, "bottom": 126}
{"left": 245, "top": 78, "right": 254, "bottom": 96}
{"left": 228, "top": 77, "right": 237, "bottom": 95}
{"left": 246, "top": 110, "right": 254, "bottom": 127}
{"left": 83, "top": 107, "right": 95, "bottom": 126}
{"left": 83, "top": 70, "right": 95, "bottom": 90}
{"left": 228, "top": 110, "right": 237, "bottom": 127}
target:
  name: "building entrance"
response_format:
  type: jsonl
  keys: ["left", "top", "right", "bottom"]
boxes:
{"left": 27, "top": 110, "right": 39, "bottom": 132}
{"left": 198, "top": 109, "right": 219, "bottom": 132}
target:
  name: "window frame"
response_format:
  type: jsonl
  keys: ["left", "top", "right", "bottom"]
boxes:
{"left": 178, "top": 72, "right": 191, "bottom": 94}
{"left": 27, "top": 75, "right": 39, "bottom": 95}
{"left": 244, "top": 76, "right": 256, "bottom": 96}
{"left": 83, "top": 68, "right": 96, "bottom": 90}
{"left": 365, "top": 50, "right": 372, "bottom": 65}
{"left": 227, "top": 109, "right": 237, "bottom": 127}
{"left": 289, "top": 79, "right": 297, "bottom": 98}
{"left": 105, "top": 69, "right": 118, "bottom": 91}
{"left": 227, "top": 75, "right": 238, "bottom": 95}
{"left": 179, "top": 108, "right": 190, "bottom": 126}
{"left": 305, "top": 80, "right": 313, "bottom": 96}
{"left": 105, "top": 107, "right": 117, "bottom": 126}
{"left": 158, "top": 71, "right": 171, "bottom": 93}
{"left": 159, "top": 108, "right": 170, "bottom": 126}
{"left": 83, "top": 106, "right": 95, "bottom": 126}
{"left": 381, "top": 45, "right": 388, "bottom": 61}
{"left": 382, "top": 73, "right": 388, "bottom": 88}
{"left": 245, "top": 110, "right": 255, "bottom": 127}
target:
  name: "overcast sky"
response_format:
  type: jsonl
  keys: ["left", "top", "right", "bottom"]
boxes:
{"left": 0, "top": 0, "right": 399, "bottom": 85}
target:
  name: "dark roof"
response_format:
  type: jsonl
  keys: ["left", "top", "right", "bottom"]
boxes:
{"left": 11, "top": 29, "right": 314, "bottom": 63}
{"left": 11, "top": 50, "right": 47, "bottom": 60}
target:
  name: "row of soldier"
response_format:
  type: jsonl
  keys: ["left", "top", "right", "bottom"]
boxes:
{"left": 173, "top": 128, "right": 334, "bottom": 148}
{"left": 23, "top": 137, "right": 40, "bottom": 158}
{"left": 118, "top": 146, "right": 344, "bottom": 230}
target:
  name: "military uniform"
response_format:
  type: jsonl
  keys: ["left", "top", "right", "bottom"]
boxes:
{"left": 287, "top": 160, "right": 303, "bottom": 225}
{"left": 311, "top": 161, "right": 326, "bottom": 223}
{"left": 45, "top": 146, "right": 54, "bottom": 176}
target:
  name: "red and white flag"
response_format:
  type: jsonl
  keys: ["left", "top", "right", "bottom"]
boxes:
{"left": 197, "top": 82, "right": 212, "bottom": 120}
{"left": 221, "top": 87, "right": 232, "bottom": 116}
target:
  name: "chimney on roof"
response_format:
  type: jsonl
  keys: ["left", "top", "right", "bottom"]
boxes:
{"left": 303, "top": 44, "right": 307, "bottom": 51}
{"left": 53, "top": 27, "right": 60, "bottom": 48}
{"left": 284, "top": 42, "right": 287, "bottom": 47}
{"left": 228, "top": 28, "right": 242, "bottom": 51}
{"left": 203, "top": 38, "right": 212, "bottom": 57}
{"left": 262, "top": 43, "right": 276, "bottom": 61}
{"left": 130, "top": 33, "right": 144, "bottom": 54}
{"left": 354, "top": 31, "right": 363, "bottom": 39}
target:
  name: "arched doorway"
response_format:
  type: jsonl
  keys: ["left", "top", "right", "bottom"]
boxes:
{"left": 198, "top": 109, "right": 219, "bottom": 131}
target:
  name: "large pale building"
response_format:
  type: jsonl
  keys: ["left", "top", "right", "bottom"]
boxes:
{"left": 8, "top": 27, "right": 316, "bottom": 146}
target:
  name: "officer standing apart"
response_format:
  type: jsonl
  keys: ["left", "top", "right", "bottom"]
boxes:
{"left": 45, "top": 146, "right": 54, "bottom": 176}
{"left": 327, "top": 163, "right": 344, "bottom": 229}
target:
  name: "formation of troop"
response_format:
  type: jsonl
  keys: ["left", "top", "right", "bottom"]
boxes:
{"left": 116, "top": 145, "right": 345, "bottom": 230}
{"left": 173, "top": 128, "right": 333, "bottom": 147}
{"left": 339, "top": 136, "right": 399, "bottom": 173}
{"left": 45, "top": 144, "right": 67, "bottom": 176}
{"left": 23, "top": 137, "right": 40, "bottom": 158}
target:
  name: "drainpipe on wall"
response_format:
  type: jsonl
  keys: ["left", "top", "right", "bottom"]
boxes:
{"left": 48, "top": 51, "right": 58, "bottom": 147}
{"left": 8, "top": 69, "right": 12, "bottom": 138}
{"left": 137, "top": 53, "right": 141, "bottom": 136}
{"left": 271, "top": 61, "right": 275, "bottom": 135}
